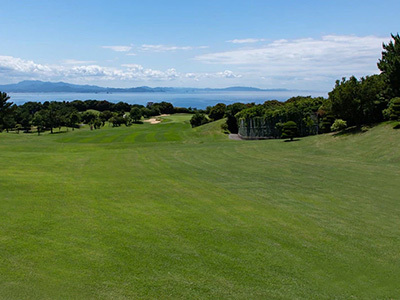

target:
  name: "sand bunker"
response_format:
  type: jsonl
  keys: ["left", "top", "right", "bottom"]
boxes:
{"left": 143, "top": 114, "right": 170, "bottom": 124}
{"left": 143, "top": 118, "right": 160, "bottom": 124}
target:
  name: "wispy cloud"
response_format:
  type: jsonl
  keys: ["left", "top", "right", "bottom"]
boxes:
{"left": 63, "top": 59, "right": 97, "bottom": 65}
{"left": 185, "top": 70, "right": 242, "bottom": 81}
{"left": 227, "top": 38, "right": 266, "bottom": 44}
{"left": 102, "top": 45, "right": 132, "bottom": 52}
{"left": 197, "top": 35, "right": 387, "bottom": 79}
{"left": 139, "top": 44, "right": 208, "bottom": 52}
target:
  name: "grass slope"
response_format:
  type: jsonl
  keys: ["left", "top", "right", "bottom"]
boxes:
{"left": 0, "top": 114, "right": 399, "bottom": 299}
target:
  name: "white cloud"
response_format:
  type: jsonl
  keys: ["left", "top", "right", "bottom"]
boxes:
{"left": 184, "top": 70, "right": 242, "bottom": 81}
{"left": 197, "top": 35, "right": 387, "bottom": 79}
{"left": 0, "top": 55, "right": 241, "bottom": 83}
{"left": 0, "top": 55, "right": 52, "bottom": 75}
{"left": 227, "top": 38, "right": 266, "bottom": 44}
{"left": 139, "top": 44, "right": 208, "bottom": 52}
{"left": 102, "top": 45, "right": 132, "bottom": 52}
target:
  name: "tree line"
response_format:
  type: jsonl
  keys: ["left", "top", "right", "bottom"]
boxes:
{"left": 190, "top": 33, "right": 400, "bottom": 140}
{"left": 0, "top": 97, "right": 195, "bottom": 135}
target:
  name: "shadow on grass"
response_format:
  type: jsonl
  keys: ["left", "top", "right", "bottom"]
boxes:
{"left": 284, "top": 138, "right": 301, "bottom": 142}
{"left": 333, "top": 125, "right": 376, "bottom": 137}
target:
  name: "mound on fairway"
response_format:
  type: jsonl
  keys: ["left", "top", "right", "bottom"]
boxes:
{"left": 0, "top": 114, "right": 399, "bottom": 299}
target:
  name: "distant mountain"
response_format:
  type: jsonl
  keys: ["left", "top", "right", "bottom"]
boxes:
{"left": 0, "top": 80, "right": 289, "bottom": 93}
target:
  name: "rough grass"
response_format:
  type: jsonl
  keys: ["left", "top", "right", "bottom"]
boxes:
{"left": 0, "top": 114, "right": 399, "bottom": 299}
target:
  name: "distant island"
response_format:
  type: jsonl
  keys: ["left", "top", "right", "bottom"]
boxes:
{"left": 0, "top": 80, "right": 290, "bottom": 93}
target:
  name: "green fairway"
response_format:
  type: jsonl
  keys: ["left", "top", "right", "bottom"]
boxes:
{"left": 1, "top": 114, "right": 399, "bottom": 299}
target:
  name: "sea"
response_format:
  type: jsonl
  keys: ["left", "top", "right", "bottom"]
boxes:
{"left": 8, "top": 90, "right": 327, "bottom": 109}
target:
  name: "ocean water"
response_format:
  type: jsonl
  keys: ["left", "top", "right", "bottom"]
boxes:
{"left": 8, "top": 91, "right": 327, "bottom": 109}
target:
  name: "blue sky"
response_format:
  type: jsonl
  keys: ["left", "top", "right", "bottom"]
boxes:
{"left": 0, "top": 0, "right": 399, "bottom": 91}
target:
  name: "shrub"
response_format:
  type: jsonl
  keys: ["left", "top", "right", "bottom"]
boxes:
{"left": 281, "top": 121, "right": 298, "bottom": 141}
{"left": 190, "top": 113, "right": 209, "bottom": 128}
{"left": 331, "top": 119, "right": 347, "bottom": 132}
{"left": 388, "top": 97, "right": 400, "bottom": 120}
{"left": 220, "top": 122, "right": 229, "bottom": 133}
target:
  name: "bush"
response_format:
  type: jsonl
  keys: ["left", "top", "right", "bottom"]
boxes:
{"left": 331, "top": 119, "right": 347, "bottom": 132}
{"left": 220, "top": 122, "right": 229, "bottom": 133}
{"left": 281, "top": 121, "right": 298, "bottom": 141}
{"left": 190, "top": 113, "right": 209, "bottom": 128}
{"left": 388, "top": 97, "right": 400, "bottom": 120}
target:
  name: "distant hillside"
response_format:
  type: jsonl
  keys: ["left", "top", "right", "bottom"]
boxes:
{"left": 0, "top": 80, "right": 289, "bottom": 93}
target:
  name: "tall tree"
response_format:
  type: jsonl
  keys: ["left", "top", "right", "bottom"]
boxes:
{"left": 378, "top": 33, "right": 400, "bottom": 97}
{"left": 329, "top": 76, "right": 361, "bottom": 126}
{"left": 32, "top": 111, "right": 45, "bottom": 135}
{"left": 0, "top": 92, "right": 13, "bottom": 131}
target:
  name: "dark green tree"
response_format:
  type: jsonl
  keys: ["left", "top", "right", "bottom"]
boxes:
{"left": 190, "top": 112, "right": 209, "bottom": 127}
{"left": 225, "top": 102, "right": 247, "bottom": 133}
{"left": 81, "top": 111, "right": 97, "bottom": 125}
{"left": 386, "top": 97, "right": 400, "bottom": 120}
{"left": 0, "top": 92, "right": 13, "bottom": 131}
{"left": 32, "top": 111, "right": 45, "bottom": 135}
{"left": 281, "top": 121, "right": 298, "bottom": 141}
{"left": 208, "top": 103, "right": 226, "bottom": 121}
{"left": 93, "top": 118, "right": 102, "bottom": 129}
{"left": 67, "top": 112, "right": 80, "bottom": 130}
{"left": 99, "top": 110, "right": 113, "bottom": 126}
{"left": 130, "top": 107, "right": 142, "bottom": 123}
{"left": 329, "top": 76, "right": 361, "bottom": 126}
{"left": 378, "top": 33, "right": 400, "bottom": 97}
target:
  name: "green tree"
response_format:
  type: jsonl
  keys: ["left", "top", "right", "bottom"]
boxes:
{"left": 99, "top": 110, "right": 113, "bottom": 126}
{"left": 43, "top": 102, "right": 62, "bottom": 134}
{"left": 225, "top": 102, "right": 247, "bottom": 133}
{"left": 93, "top": 118, "right": 102, "bottom": 129}
{"left": 15, "top": 124, "right": 22, "bottom": 134}
{"left": 208, "top": 103, "right": 226, "bottom": 121}
{"left": 386, "top": 97, "right": 400, "bottom": 120}
{"left": 32, "top": 112, "right": 45, "bottom": 135}
{"left": 67, "top": 112, "right": 80, "bottom": 130}
{"left": 0, "top": 92, "right": 13, "bottom": 131}
{"left": 190, "top": 112, "right": 209, "bottom": 128}
{"left": 329, "top": 76, "right": 361, "bottom": 126}
{"left": 130, "top": 107, "right": 142, "bottom": 123}
{"left": 281, "top": 121, "right": 298, "bottom": 141}
{"left": 81, "top": 111, "right": 97, "bottom": 129}
{"left": 378, "top": 33, "right": 400, "bottom": 97}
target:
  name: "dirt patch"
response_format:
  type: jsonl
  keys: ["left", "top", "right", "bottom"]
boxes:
{"left": 229, "top": 134, "right": 243, "bottom": 140}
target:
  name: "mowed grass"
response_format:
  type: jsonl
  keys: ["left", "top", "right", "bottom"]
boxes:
{"left": 0, "top": 114, "right": 399, "bottom": 299}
